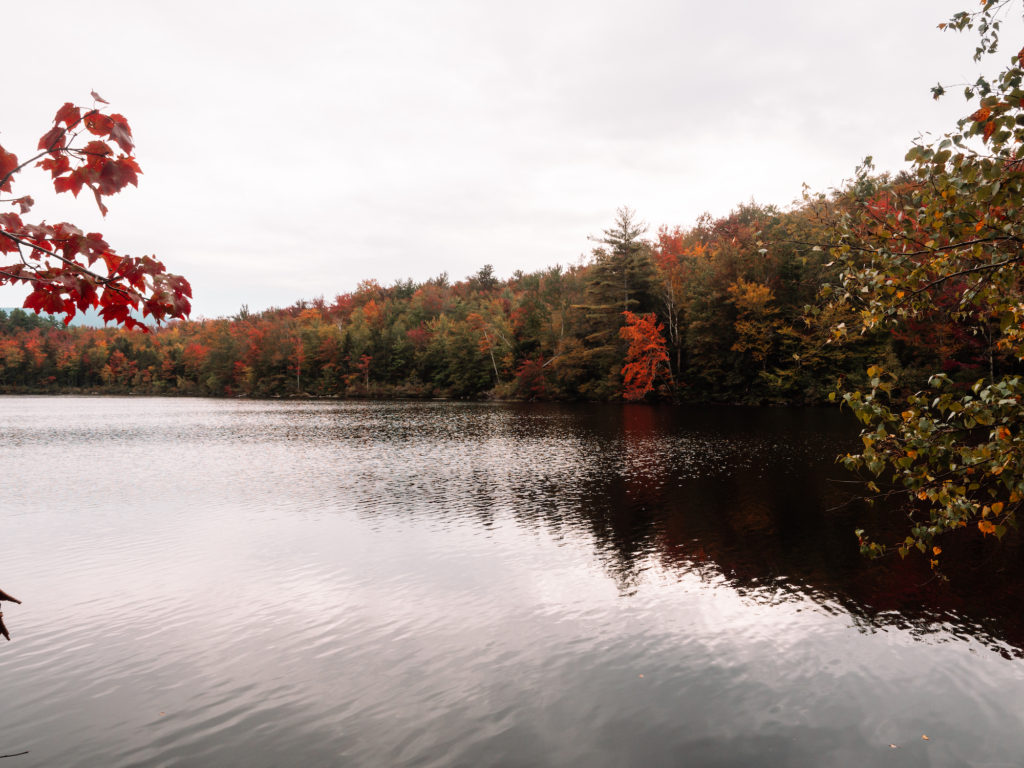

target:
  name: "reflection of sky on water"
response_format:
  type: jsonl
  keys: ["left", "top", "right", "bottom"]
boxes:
{"left": 1, "top": 396, "right": 1023, "bottom": 766}
{"left": 4, "top": 397, "right": 1022, "bottom": 648}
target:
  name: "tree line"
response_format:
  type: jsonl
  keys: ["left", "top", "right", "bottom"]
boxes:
{"left": 0, "top": 188, "right": 1007, "bottom": 404}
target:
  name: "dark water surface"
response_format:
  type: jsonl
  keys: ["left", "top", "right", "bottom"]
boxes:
{"left": 0, "top": 396, "right": 1022, "bottom": 767}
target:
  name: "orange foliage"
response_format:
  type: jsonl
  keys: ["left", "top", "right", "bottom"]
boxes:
{"left": 619, "top": 311, "right": 671, "bottom": 401}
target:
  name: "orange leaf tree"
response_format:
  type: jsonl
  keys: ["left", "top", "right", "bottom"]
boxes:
{"left": 619, "top": 310, "right": 672, "bottom": 401}
{"left": 0, "top": 93, "right": 191, "bottom": 331}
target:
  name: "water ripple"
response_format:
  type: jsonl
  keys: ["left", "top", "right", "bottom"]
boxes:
{"left": 1, "top": 397, "right": 1023, "bottom": 766}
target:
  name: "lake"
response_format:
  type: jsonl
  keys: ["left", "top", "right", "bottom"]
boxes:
{"left": 0, "top": 396, "right": 1022, "bottom": 767}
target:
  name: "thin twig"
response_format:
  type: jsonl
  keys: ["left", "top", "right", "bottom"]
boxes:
{"left": 902, "top": 253, "right": 1024, "bottom": 297}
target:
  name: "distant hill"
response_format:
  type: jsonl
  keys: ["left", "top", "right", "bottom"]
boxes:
{"left": 0, "top": 306, "right": 151, "bottom": 329}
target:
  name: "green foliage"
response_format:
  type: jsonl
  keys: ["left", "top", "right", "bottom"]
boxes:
{"left": 842, "top": 370, "right": 1023, "bottom": 562}
{"left": 0, "top": 198, "right": 945, "bottom": 404}
{"left": 834, "top": 1, "right": 1024, "bottom": 565}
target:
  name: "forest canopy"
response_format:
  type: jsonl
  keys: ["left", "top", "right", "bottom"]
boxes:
{"left": 0, "top": 198, "right": 898, "bottom": 404}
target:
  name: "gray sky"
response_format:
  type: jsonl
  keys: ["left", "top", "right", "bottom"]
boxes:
{"left": 0, "top": 1, "right": 1005, "bottom": 318}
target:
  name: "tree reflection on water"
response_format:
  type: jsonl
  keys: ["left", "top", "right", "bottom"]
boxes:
{"left": 505, "top": 402, "right": 1024, "bottom": 657}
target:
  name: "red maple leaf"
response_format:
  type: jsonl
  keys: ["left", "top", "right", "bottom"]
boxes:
{"left": 54, "top": 102, "right": 81, "bottom": 128}
{"left": 37, "top": 127, "right": 66, "bottom": 152}
{"left": 0, "top": 146, "right": 19, "bottom": 193}
{"left": 107, "top": 114, "right": 134, "bottom": 153}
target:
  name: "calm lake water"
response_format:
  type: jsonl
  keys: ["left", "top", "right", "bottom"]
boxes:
{"left": 0, "top": 396, "right": 1022, "bottom": 767}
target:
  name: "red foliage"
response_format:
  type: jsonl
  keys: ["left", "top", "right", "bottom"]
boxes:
{"left": 182, "top": 342, "right": 211, "bottom": 374}
{"left": 406, "top": 325, "right": 431, "bottom": 350}
{"left": 514, "top": 357, "right": 547, "bottom": 399}
{"left": 619, "top": 311, "right": 671, "bottom": 401}
{"left": 330, "top": 292, "right": 355, "bottom": 320}
{"left": 0, "top": 96, "right": 191, "bottom": 330}
{"left": 357, "top": 353, "right": 372, "bottom": 387}
{"left": 653, "top": 225, "right": 687, "bottom": 270}
{"left": 412, "top": 284, "right": 446, "bottom": 316}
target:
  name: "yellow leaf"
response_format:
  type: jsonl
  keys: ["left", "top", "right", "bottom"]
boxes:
{"left": 932, "top": 546, "right": 942, "bottom": 556}
{"left": 992, "top": 501, "right": 1004, "bottom": 515}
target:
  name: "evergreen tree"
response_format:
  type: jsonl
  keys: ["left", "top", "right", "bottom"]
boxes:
{"left": 584, "top": 207, "right": 657, "bottom": 320}
{"left": 574, "top": 208, "right": 659, "bottom": 396}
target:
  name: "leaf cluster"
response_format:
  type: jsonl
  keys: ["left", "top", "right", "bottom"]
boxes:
{"left": 0, "top": 95, "right": 191, "bottom": 330}
{"left": 843, "top": 370, "right": 1023, "bottom": 567}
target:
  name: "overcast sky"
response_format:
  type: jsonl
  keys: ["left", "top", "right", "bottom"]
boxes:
{"left": 0, "top": 1, "right": 1010, "bottom": 318}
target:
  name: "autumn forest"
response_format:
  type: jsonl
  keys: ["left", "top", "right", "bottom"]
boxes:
{"left": 0, "top": 185, "right": 1008, "bottom": 405}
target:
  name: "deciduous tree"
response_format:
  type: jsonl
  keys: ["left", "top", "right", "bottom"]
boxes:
{"left": 0, "top": 94, "right": 191, "bottom": 637}
{"left": 619, "top": 310, "right": 672, "bottom": 401}
{"left": 833, "top": 2, "right": 1024, "bottom": 568}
